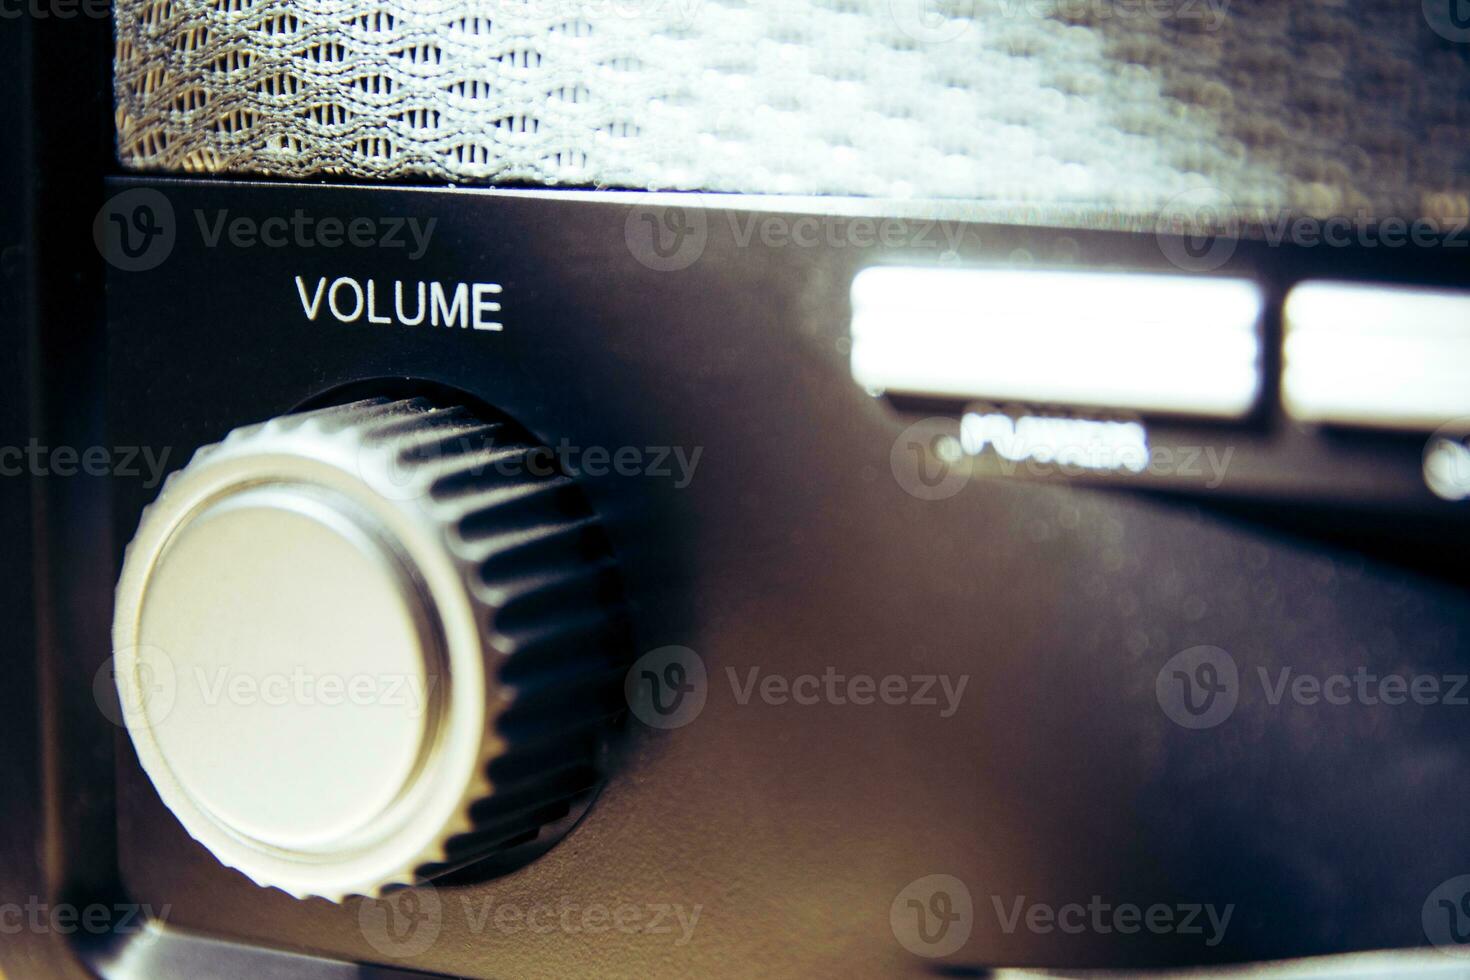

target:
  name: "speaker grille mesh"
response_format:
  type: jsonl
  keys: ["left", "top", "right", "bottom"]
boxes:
{"left": 115, "top": 0, "right": 1470, "bottom": 217}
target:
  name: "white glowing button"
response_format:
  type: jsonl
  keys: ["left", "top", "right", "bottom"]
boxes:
{"left": 850, "top": 267, "right": 1263, "bottom": 418}
{"left": 1283, "top": 282, "right": 1470, "bottom": 429}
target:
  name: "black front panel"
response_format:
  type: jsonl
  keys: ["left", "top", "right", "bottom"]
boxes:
{"left": 99, "top": 177, "right": 1470, "bottom": 974}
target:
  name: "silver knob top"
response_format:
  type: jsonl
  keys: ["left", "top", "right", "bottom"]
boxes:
{"left": 113, "top": 398, "right": 627, "bottom": 900}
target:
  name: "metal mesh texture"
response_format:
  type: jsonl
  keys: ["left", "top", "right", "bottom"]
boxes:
{"left": 115, "top": 0, "right": 1470, "bottom": 219}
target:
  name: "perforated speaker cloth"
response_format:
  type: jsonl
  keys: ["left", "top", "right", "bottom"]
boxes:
{"left": 115, "top": 0, "right": 1470, "bottom": 221}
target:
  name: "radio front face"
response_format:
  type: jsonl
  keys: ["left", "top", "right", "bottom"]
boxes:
{"left": 86, "top": 178, "right": 1470, "bottom": 976}
{"left": 6, "top": 4, "right": 1470, "bottom": 978}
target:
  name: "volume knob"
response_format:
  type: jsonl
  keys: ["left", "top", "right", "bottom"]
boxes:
{"left": 112, "top": 398, "right": 630, "bottom": 900}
